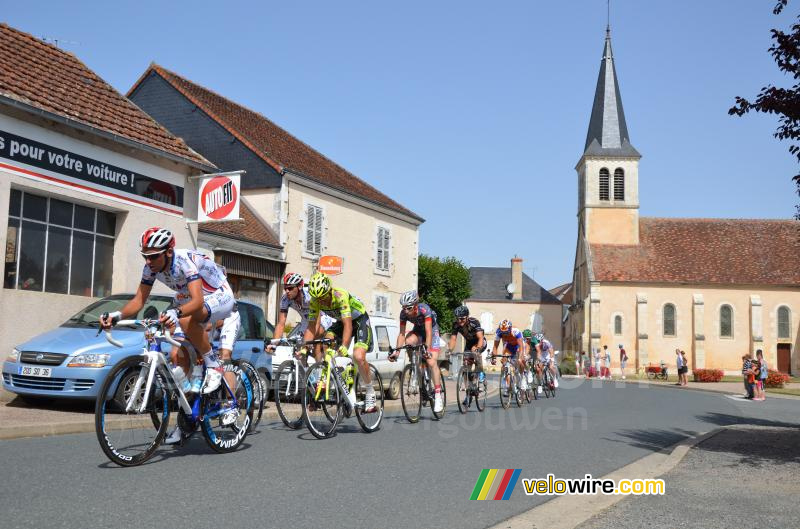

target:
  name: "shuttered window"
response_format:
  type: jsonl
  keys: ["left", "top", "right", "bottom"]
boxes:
{"left": 599, "top": 168, "right": 610, "bottom": 201}
{"left": 376, "top": 226, "right": 390, "bottom": 272}
{"left": 305, "top": 204, "right": 323, "bottom": 256}
{"left": 614, "top": 168, "right": 625, "bottom": 201}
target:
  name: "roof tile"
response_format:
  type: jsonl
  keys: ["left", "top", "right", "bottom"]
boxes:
{"left": 198, "top": 201, "right": 280, "bottom": 248}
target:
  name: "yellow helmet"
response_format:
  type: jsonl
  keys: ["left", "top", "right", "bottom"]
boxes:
{"left": 308, "top": 272, "right": 332, "bottom": 298}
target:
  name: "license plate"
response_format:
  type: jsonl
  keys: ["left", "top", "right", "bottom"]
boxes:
{"left": 18, "top": 365, "right": 52, "bottom": 378}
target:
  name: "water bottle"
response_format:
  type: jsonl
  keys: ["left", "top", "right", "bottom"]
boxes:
{"left": 190, "top": 365, "right": 204, "bottom": 393}
{"left": 172, "top": 366, "right": 191, "bottom": 394}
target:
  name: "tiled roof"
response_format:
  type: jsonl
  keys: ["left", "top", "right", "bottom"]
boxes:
{"left": 133, "top": 65, "right": 422, "bottom": 221}
{"left": 199, "top": 200, "right": 280, "bottom": 248}
{"left": 467, "top": 267, "right": 562, "bottom": 304}
{"left": 0, "top": 24, "right": 210, "bottom": 167}
{"left": 590, "top": 218, "right": 800, "bottom": 285}
{"left": 549, "top": 282, "right": 574, "bottom": 305}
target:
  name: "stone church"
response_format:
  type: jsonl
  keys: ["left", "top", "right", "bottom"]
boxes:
{"left": 566, "top": 29, "right": 800, "bottom": 375}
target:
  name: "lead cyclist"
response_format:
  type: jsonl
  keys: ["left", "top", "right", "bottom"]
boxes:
{"left": 100, "top": 227, "right": 236, "bottom": 442}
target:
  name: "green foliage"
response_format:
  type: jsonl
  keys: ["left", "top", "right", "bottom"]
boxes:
{"left": 418, "top": 254, "right": 471, "bottom": 331}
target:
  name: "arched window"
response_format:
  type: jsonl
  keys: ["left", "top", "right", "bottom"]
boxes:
{"left": 720, "top": 305, "right": 733, "bottom": 338}
{"left": 778, "top": 306, "right": 791, "bottom": 339}
{"left": 614, "top": 315, "right": 622, "bottom": 335}
{"left": 663, "top": 303, "right": 676, "bottom": 337}
{"left": 614, "top": 168, "right": 625, "bottom": 200}
{"left": 599, "top": 168, "right": 609, "bottom": 201}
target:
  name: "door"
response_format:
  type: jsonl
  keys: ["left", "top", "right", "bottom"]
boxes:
{"left": 777, "top": 343, "right": 791, "bottom": 375}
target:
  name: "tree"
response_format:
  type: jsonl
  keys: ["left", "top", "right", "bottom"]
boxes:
{"left": 417, "top": 254, "right": 471, "bottom": 331}
{"left": 729, "top": 0, "right": 800, "bottom": 218}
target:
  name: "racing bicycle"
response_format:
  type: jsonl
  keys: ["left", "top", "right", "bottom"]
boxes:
{"left": 391, "top": 343, "right": 447, "bottom": 423}
{"left": 490, "top": 353, "right": 523, "bottom": 409}
{"left": 455, "top": 351, "right": 486, "bottom": 413}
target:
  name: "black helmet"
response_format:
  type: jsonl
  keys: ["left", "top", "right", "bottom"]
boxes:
{"left": 454, "top": 305, "right": 469, "bottom": 318}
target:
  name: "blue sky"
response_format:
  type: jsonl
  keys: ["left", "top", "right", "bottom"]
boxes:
{"left": 3, "top": 0, "right": 797, "bottom": 288}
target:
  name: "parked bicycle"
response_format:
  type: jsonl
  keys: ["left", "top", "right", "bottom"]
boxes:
{"left": 455, "top": 351, "right": 486, "bottom": 413}
{"left": 94, "top": 319, "right": 253, "bottom": 466}
{"left": 303, "top": 338, "right": 384, "bottom": 439}
{"left": 391, "top": 343, "right": 447, "bottom": 422}
{"left": 490, "top": 353, "right": 523, "bottom": 409}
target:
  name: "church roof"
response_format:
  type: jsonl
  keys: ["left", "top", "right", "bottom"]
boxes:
{"left": 466, "top": 267, "right": 562, "bottom": 304}
{"left": 584, "top": 28, "right": 640, "bottom": 159}
{"left": 590, "top": 218, "right": 800, "bottom": 286}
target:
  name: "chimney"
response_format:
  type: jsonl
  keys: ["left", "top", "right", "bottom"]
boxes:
{"left": 511, "top": 256, "right": 523, "bottom": 300}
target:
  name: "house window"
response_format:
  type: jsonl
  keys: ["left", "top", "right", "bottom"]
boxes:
{"left": 4, "top": 189, "right": 116, "bottom": 297}
{"left": 614, "top": 168, "right": 625, "bottom": 200}
{"left": 720, "top": 304, "right": 733, "bottom": 338}
{"left": 376, "top": 226, "right": 390, "bottom": 272}
{"left": 599, "top": 168, "right": 609, "bottom": 201}
{"left": 663, "top": 303, "right": 676, "bottom": 337}
{"left": 304, "top": 204, "right": 323, "bottom": 255}
{"left": 614, "top": 315, "right": 622, "bottom": 335}
{"left": 374, "top": 294, "right": 389, "bottom": 317}
{"left": 778, "top": 306, "right": 791, "bottom": 339}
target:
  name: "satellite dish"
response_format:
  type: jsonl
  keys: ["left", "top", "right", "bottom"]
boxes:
{"left": 506, "top": 283, "right": 515, "bottom": 295}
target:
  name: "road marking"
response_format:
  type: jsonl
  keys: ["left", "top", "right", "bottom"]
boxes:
{"left": 724, "top": 395, "right": 752, "bottom": 401}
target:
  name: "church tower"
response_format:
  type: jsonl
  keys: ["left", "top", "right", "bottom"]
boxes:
{"left": 576, "top": 27, "right": 640, "bottom": 245}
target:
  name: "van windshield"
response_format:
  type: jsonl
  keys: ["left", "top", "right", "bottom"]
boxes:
{"left": 63, "top": 295, "right": 173, "bottom": 327}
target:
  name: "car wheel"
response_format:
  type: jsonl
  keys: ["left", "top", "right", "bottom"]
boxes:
{"left": 112, "top": 368, "right": 141, "bottom": 410}
{"left": 385, "top": 372, "right": 401, "bottom": 400}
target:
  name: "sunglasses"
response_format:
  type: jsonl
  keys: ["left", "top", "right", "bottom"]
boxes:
{"left": 403, "top": 305, "right": 417, "bottom": 311}
{"left": 141, "top": 250, "right": 166, "bottom": 261}
{"left": 457, "top": 317, "right": 467, "bottom": 321}
{"left": 284, "top": 286, "right": 297, "bottom": 291}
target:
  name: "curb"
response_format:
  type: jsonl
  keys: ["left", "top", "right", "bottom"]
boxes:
{"left": 489, "top": 427, "right": 727, "bottom": 529}
{"left": 611, "top": 378, "right": 800, "bottom": 400}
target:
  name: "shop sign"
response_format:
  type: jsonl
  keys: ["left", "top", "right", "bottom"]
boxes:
{"left": 198, "top": 173, "right": 240, "bottom": 222}
{"left": 318, "top": 255, "right": 343, "bottom": 275}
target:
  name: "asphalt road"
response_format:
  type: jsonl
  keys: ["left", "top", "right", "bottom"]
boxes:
{"left": 1, "top": 378, "right": 797, "bottom": 529}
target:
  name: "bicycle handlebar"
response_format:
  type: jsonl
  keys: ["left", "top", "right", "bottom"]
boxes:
{"left": 389, "top": 343, "right": 427, "bottom": 353}
{"left": 102, "top": 319, "right": 182, "bottom": 349}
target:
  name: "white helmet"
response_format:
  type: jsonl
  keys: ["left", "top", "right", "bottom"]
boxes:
{"left": 399, "top": 290, "right": 419, "bottom": 308}
{"left": 140, "top": 227, "right": 175, "bottom": 251}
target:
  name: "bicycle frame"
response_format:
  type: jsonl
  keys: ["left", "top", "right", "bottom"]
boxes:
{"left": 314, "top": 347, "right": 355, "bottom": 414}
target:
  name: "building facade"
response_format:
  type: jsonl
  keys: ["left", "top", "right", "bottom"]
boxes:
{"left": 567, "top": 29, "right": 800, "bottom": 375}
{"left": 128, "top": 65, "right": 423, "bottom": 325}
{"left": 0, "top": 25, "right": 215, "bottom": 359}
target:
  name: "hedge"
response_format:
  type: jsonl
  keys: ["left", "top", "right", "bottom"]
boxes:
{"left": 764, "top": 370, "right": 791, "bottom": 389}
{"left": 692, "top": 368, "right": 724, "bottom": 382}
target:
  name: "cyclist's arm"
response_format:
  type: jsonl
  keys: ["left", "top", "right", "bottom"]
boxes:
{"left": 340, "top": 315, "right": 353, "bottom": 349}
{"left": 273, "top": 311, "right": 288, "bottom": 340}
{"left": 177, "top": 278, "right": 205, "bottom": 319}
{"left": 424, "top": 317, "right": 433, "bottom": 350}
{"left": 474, "top": 330, "right": 485, "bottom": 351}
{"left": 448, "top": 333, "right": 457, "bottom": 352}
{"left": 397, "top": 321, "right": 407, "bottom": 347}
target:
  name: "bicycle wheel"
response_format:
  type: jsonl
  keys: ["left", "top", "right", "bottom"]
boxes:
{"left": 354, "top": 363, "right": 384, "bottom": 433}
{"left": 275, "top": 359, "right": 305, "bottom": 429}
{"left": 430, "top": 365, "right": 446, "bottom": 420}
{"left": 456, "top": 368, "right": 470, "bottom": 414}
{"left": 400, "top": 364, "right": 421, "bottom": 423}
{"left": 304, "top": 363, "right": 342, "bottom": 439}
{"left": 542, "top": 371, "right": 553, "bottom": 398}
{"left": 235, "top": 360, "right": 264, "bottom": 432}
{"left": 95, "top": 356, "right": 171, "bottom": 467}
{"left": 522, "top": 372, "right": 532, "bottom": 404}
{"left": 499, "top": 369, "right": 511, "bottom": 409}
{"left": 475, "top": 373, "right": 487, "bottom": 412}
{"left": 514, "top": 373, "right": 523, "bottom": 408}
{"left": 200, "top": 363, "right": 253, "bottom": 453}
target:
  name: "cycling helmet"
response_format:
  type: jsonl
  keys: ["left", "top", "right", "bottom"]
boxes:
{"left": 534, "top": 333, "right": 545, "bottom": 342}
{"left": 140, "top": 227, "right": 175, "bottom": 251}
{"left": 498, "top": 319, "right": 512, "bottom": 334}
{"left": 308, "top": 272, "right": 332, "bottom": 298}
{"left": 522, "top": 329, "right": 532, "bottom": 339}
{"left": 454, "top": 305, "right": 470, "bottom": 318}
{"left": 283, "top": 272, "right": 304, "bottom": 288}
{"left": 399, "top": 290, "right": 419, "bottom": 308}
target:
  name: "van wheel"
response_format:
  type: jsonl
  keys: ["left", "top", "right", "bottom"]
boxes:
{"left": 386, "top": 372, "right": 401, "bottom": 400}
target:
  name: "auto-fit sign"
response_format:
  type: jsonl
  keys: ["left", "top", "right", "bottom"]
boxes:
{"left": 198, "top": 173, "right": 240, "bottom": 222}
{"left": 0, "top": 129, "right": 184, "bottom": 214}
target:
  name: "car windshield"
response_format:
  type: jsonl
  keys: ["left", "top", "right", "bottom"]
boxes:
{"left": 63, "top": 295, "right": 173, "bottom": 327}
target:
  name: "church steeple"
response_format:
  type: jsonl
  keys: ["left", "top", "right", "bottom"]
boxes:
{"left": 584, "top": 27, "right": 640, "bottom": 158}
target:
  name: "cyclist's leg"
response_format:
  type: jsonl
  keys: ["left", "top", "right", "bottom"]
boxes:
{"left": 351, "top": 316, "right": 376, "bottom": 410}
{"left": 428, "top": 330, "right": 442, "bottom": 388}
{"left": 217, "top": 310, "right": 241, "bottom": 390}
{"left": 184, "top": 288, "right": 235, "bottom": 393}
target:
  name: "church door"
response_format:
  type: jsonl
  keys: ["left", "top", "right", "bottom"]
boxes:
{"left": 776, "top": 344, "right": 791, "bottom": 375}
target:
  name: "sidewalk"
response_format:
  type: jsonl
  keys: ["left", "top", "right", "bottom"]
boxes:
{"left": 0, "top": 376, "right": 475, "bottom": 440}
{"left": 570, "top": 375, "right": 800, "bottom": 400}
{"left": 576, "top": 426, "right": 800, "bottom": 529}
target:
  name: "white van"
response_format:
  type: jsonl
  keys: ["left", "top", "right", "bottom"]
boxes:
{"left": 269, "top": 315, "right": 406, "bottom": 399}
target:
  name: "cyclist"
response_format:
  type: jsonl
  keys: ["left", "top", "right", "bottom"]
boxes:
{"left": 100, "top": 227, "right": 236, "bottom": 440}
{"left": 448, "top": 305, "right": 486, "bottom": 406}
{"left": 303, "top": 272, "right": 377, "bottom": 412}
{"left": 390, "top": 290, "right": 444, "bottom": 413}
{"left": 491, "top": 319, "right": 528, "bottom": 395}
{"left": 521, "top": 329, "right": 537, "bottom": 387}
{"left": 269, "top": 272, "right": 333, "bottom": 347}
{"left": 536, "top": 333, "right": 558, "bottom": 389}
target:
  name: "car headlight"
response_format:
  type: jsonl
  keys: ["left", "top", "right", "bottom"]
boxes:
{"left": 68, "top": 353, "right": 110, "bottom": 368}
{"left": 7, "top": 348, "right": 19, "bottom": 363}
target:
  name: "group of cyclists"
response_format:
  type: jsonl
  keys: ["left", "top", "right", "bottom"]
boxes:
{"left": 99, "top": 226, "right": 559, "bottom": 446}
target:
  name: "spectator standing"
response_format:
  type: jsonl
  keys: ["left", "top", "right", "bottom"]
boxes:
{"left": 593, "top": 348, "right": 600, "bottom": 378}
{"left": 756, "top": 349, "right": 768, "bottom": 401}
{"left": 674, "top": 349, "right": 684, "bottom": 386}
{"left": 580, "top": 351, "right": 588, "bottom": 378}
{"left": 680, "top": 351, "right": 689, "bottom": 386}
{"left": 604, "top": 346, "right": 612, "bottom": 379}
{"left": 619, "top": 344, "right": 628, "bottom": 379}
{"left": 575, "top": 352, "right": 581, "bottom": 377}
{"left": 741, "top": 354, "right": 755, "bottom": 399}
